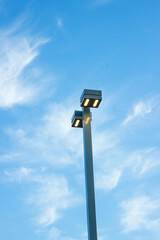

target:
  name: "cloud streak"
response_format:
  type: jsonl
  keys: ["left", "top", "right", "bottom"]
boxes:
{"left": 7, "top": 101, "right": 83, "bottom": 167}
{"left": 4, "top": 167, "right": 81, "bottom": 227}
{"left": 56, "top": 18, "right": 63, "bottom": 28}
{"left": 95, "top": 169, "right": 121, "bottom": 191}
{"left": 123, "top": 101, "right": 152, "bottom": 125}
{"left": 120, "top": 196, "right": 160, "bottom": 233}
{"left": 0, "top": 22, "right": 48, "bottom": 108}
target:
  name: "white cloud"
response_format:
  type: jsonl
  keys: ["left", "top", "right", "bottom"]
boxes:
{"left": 7, "top": 102, "right": 83, "bottom": 166}
{"left": 49, "top": 227, "right": 61, "bottom": 239}
{"left": 56, "top": 18, "right": 63, "bottom": 28}
{"left": 0, "top": 22, "right": 48, "bottom": 108}
{"left": 0, "top": 152, "right": 20, "bottom": 162}
{"left": 123, "top": 101, "right": 152, "bottom": 124}
{"left": 93, "top": 130, "right": 118, "bottom": 157}
{"left": 31, "top": 175, "right": 76, "bottom": 226}
{"left": 126, "top": 148, "right": 160, "bottom": 176}
{"left": 4, "top": 167, "right": 81, "bottom": 227}
{"left": 120, "top": 196, "right": 160, "bottom": 233}
{"left": 4, "top": 94, "right": 160, "bottom": 196}
{"left": 4, "top": 167, "right": 33, "bottom": 181}
{"left": 95, "top": 169, "right": 121, "bottom": 191}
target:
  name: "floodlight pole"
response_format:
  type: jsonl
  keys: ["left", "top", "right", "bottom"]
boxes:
{"left": 83, "top": 107, "right": 98, "bottom": 240}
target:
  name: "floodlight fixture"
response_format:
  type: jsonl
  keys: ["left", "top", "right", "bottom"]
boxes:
{"left": 80, "top": 89, "right": 102, "bottom": 108}
{"left": 71, "top": 110, "right": 83, "bottom": 128}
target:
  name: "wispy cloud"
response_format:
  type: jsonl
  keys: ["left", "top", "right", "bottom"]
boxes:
{"left": 56, "top": 18, "right": 63, "bottom": 28}
{"left": 126, "top": 148, "right": 160, "bottom": 176}
{"left": 93, "top": 130, "right": 118, "bottom": 157}
{"left": 123, "top": 101, "right": 152, "bottom": 125}
{"left": 4, "top": 166, "right": 33, "bottom": 181}
{"left": 95, "top": 169, "right": 121, "bottom": 191}
{"left": 4, "top": 167, "right": 81, "bottom": 227}
{"left": 0, "top": 21, "right": 49, "bottom": 108}
{"left": 7, "top": 101, "right": 83, "bottom": 166}
{"left": 5, "top": 94, "right": 160, "bottom": 190}
{"left": 0, "top": 152, "right": 20, "bottom": 162}
{"left": 120, "top": 196, "right": 160, "bottom": 233}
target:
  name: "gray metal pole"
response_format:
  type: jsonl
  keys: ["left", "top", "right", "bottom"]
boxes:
{"left": 82, "top": 107, "right": 98, "bottom": 240}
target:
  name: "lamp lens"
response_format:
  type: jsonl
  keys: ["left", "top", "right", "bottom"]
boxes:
{"left": 93, "top": 99, "right": 99, "bottom": 107}
{"left": 84, "top": 99, "right": 90, "bottom": 107}
{"left": 75, "top": 119, "right": 80, "bottom": 127}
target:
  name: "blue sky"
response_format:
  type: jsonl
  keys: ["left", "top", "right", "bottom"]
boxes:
{"left": 0, "top": 0, "right": 160, "bottom": 239}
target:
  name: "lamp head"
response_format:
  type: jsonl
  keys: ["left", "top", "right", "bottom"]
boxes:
{"left": 71, "top": 110, "right": 83, "bottom": 128}
{"left": 80, "top": 89, "right": 102, "bottom": 108}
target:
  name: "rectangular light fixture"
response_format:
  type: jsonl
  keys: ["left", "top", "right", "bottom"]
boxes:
{"left": 71, "top": 110, "right": 83, "bottom": 128}
{"left": 80, "top": 89, "right": 102, "bottom": 108}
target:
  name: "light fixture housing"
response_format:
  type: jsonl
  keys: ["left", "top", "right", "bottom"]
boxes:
{"left": 80, "top": 89, "right": 102, "bottom": 108}
{"left": 71, "top": 110, "right": 83, "bottom": 128}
